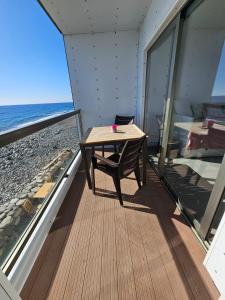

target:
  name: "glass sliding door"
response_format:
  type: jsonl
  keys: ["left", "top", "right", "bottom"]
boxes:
{"left": 144, "top": 17, "right": 180, "bottom": 169}
{"left": 163, "top": 0, "right": 225, "bottom": 239}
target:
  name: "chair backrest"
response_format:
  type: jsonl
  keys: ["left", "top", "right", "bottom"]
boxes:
{"left": 115, "top": 115, "right": 135, "bottom": 125}
{"left": 119, "top": 136, "right": 146, "bottom": 178}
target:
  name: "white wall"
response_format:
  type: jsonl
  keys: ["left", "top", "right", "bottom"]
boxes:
{"left": 64, "top": 31, "right": 138, "bottom": 132}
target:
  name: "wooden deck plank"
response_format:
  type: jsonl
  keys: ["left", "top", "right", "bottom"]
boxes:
{"left": 123, "top": 176, "right": 178, "bottom": 300}
{"left": 52, "top": 183, "right": 95, "bottom": 300}
{"left": 127, "top": 174, "right": 193, "bottom": 300}
{"left": 21, "top": 158, "right": 220, "bottom": 300}
{"left": 100, "top": 175, "right": 118, "bottom": 300}
{"left": 112, "top": 177, "right": 137, "bottom": 300}
{"left": 145, "top": 167, "right": 218, "bottom": 300}
{"left": 81, "top": 171, "right": 105, "bottom": 300}
{"left": 46, "top": 170, "right": 93, "bottom": 300}
{"left": 21, "top": 167, "right": 87, "bottom": 300}
{"left": 122, "top": 179, "right": 156, "bottom": 300}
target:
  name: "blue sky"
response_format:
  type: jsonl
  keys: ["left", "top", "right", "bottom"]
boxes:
{"left": 0, "top": 0, "right": 72, "bottom": 105}
{"left": 212, "top": 41, "right": 225, "bottom": 96}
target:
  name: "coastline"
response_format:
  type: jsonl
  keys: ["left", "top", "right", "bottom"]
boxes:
{"left": 0, "top": 110, "right": 74, "bottom": 135}
{"left": 0, "top": 116, "right": 79, "bottom": 204}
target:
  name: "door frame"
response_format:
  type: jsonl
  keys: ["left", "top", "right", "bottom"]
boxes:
{"left": 199, "top": 155, "right": 225, "bottom": 239}
{"left": 0, "top": 270, "right": 21, "bottom": 300}
{"left": 143, "top": 13, "right": 183, "bottom": 176}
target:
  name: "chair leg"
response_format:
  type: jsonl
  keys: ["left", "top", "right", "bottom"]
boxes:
{"left": 91, "top": 165, "right": 96, "bottom": 194}
{"left": 134, "top": 166, "right": 142, "bottom": 189}
{"left": 112, "top": 174, "right": 123, "bottom": 206}
{"left": 102, "top": 145, "right": 105, "bottom": 157}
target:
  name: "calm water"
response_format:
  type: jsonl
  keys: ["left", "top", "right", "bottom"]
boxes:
{"left": 0, "top": 102, "right": 74, "bottom": 133}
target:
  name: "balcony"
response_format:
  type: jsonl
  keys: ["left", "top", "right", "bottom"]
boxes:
{"left": 21, "top": 154, "right": 219, "bottom": 300}
{"left": 1, "top": 0, "right": 225, "bottom": 298}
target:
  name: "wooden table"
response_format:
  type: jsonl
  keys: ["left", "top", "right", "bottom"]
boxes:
{"left": 80, "top": 124, "right": 147, "bottom": 189}
{"left": 174, "top": 122, "right": 208, "bottom": 135}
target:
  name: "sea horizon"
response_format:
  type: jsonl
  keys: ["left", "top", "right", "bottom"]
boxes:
{"left": 0, "top": 102, "right": 75, "bottom": 133}
{"left": 0, "top": 101, "right": 73, "bottom": 107}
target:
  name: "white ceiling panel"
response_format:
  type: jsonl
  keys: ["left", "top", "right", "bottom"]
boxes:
{"left": 39, "top": 0, "right": 152, "bottom": 34}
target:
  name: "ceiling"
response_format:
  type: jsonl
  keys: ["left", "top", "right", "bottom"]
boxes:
{"left": 39, "top": 0, "right": 152, "bottom": 35}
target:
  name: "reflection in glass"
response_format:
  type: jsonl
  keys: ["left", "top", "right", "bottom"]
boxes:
{"left": 163, "top": 0, "right": 225, "bottom": 234}
{"left": 144, "top": 27, "right": 175, "bottom": 168}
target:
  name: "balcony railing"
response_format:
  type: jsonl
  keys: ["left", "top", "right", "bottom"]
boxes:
{"left": 0, "top": 109, "right": 82, "bottom": 272}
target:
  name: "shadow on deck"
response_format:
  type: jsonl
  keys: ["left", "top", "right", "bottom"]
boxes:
{"left": 21, "top": 159, "right": 219, "bottom": 300}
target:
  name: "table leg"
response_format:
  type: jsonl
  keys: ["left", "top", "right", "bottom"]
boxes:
{"left": 142, "top": 138, "right": 147, "bottom": 185}
{"left": 80, "top": 145, "right": 92, "bottom": 189}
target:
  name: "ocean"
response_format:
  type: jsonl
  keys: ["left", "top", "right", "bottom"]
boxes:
{"left": 0, "top": 102, "right": 74, "bottom": 133}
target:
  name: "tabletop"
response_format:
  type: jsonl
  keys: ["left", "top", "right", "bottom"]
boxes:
{"left": 174, "top": 122, "right": 208, "bottom": 135}
{"left": 80, "top": 124, "right": 145, "bottom": 146}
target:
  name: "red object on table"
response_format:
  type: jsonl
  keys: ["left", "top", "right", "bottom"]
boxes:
{"left": 111, "top": 124, "right": 118, "bottom": 133}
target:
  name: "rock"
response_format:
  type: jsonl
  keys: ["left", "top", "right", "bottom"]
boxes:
{"left": 56, "top": 161, "right": 63, "bottom": 168}
{"left": 16, "top": 199, "right": 26, "bottom": 206}
{"left": 0, "top": 239, "right": 6, "bottom": 248}
{"left": 10, "top": 198, "right": 19, "bottom": 204}
{"left": 13, "top": 208, "right": 22, "bottom": 218}
{"left": 31, "top": 187, "right": 39, "bottom": 193}
{"left": 0, "top": 207, "right": 5, "bottom": 214}
{"left": 0, "top": 248, "right": 4, "bottom": 256}
{"left": 36, "top": 179, "right": 43, "bottom": 184}
{"left": 28, "top": 192, "right": 35, "bottom": 199}
{"left": 14, "top": 216, "right": 20, "bottom": 226}
{"left": 6, "top": 203, "right": 14, "bottom": 211}
{"left": 0, "top": 216, "right": 13, "bottom": 228}
{"left": 8, "top": 211, "right": 15, "bottom": 216}
{"left": 19, "top": 193, "right": 28, "bottom": 199}
{"left": 0, "top": 213, "right": 5, "bottom": 220}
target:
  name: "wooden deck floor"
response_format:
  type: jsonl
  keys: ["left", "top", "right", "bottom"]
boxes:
{"left": 21, "top": 161, "right": 219, "bottom": 300}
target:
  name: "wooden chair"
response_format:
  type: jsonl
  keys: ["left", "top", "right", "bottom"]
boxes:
{"left": 102, "top": 115, "right": 135, "bottom": 156}
{"left": 91, "top": 136, "right": 146, "bottom": 206}
{"left": 115, "top": 115, "right": 135, "bottom": 125}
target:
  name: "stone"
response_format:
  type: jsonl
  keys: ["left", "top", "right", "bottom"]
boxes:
{"left": 0, "top": 239, "right": 6, "bottom": 248}
{"left": 36, "top": 179, "right": 43, "bottom": 184}
{"left": 16, "top": 199, "right": 26, "bottom": 206}
{"left": 19, "top": 193, "right": 27, "bottom": 199}
{"left": 0, "top": 207, "right": 5, "bottom": 214}
{"left": 0, "top": 216, "right": 13, "bottom": 228}
{"left": 13, "top": 208, "right": 23, "bottom": 218}
{"left": 28, "top": 192, "right": 35, "bottom": 199}
{"left": 14, "top": 216, "right": 21, "bottom": 226}
{"left": 6, "top": 203, "right": 14, "bottom": 211}
{"left": 8, "top": 211, "right": 15, "bottom": 216}
{"left": 10, "top": 198, "right": 19, "bottom": 204}
{"left": 0, "top": 213, "right": 6, "bottom": 220}
{"left": 56, "top": 161, "right": 63, "bottom": 168}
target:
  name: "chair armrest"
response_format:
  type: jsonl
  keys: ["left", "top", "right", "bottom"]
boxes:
{"left": 93, "top": 153, "right": 118, "bottom": 167}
